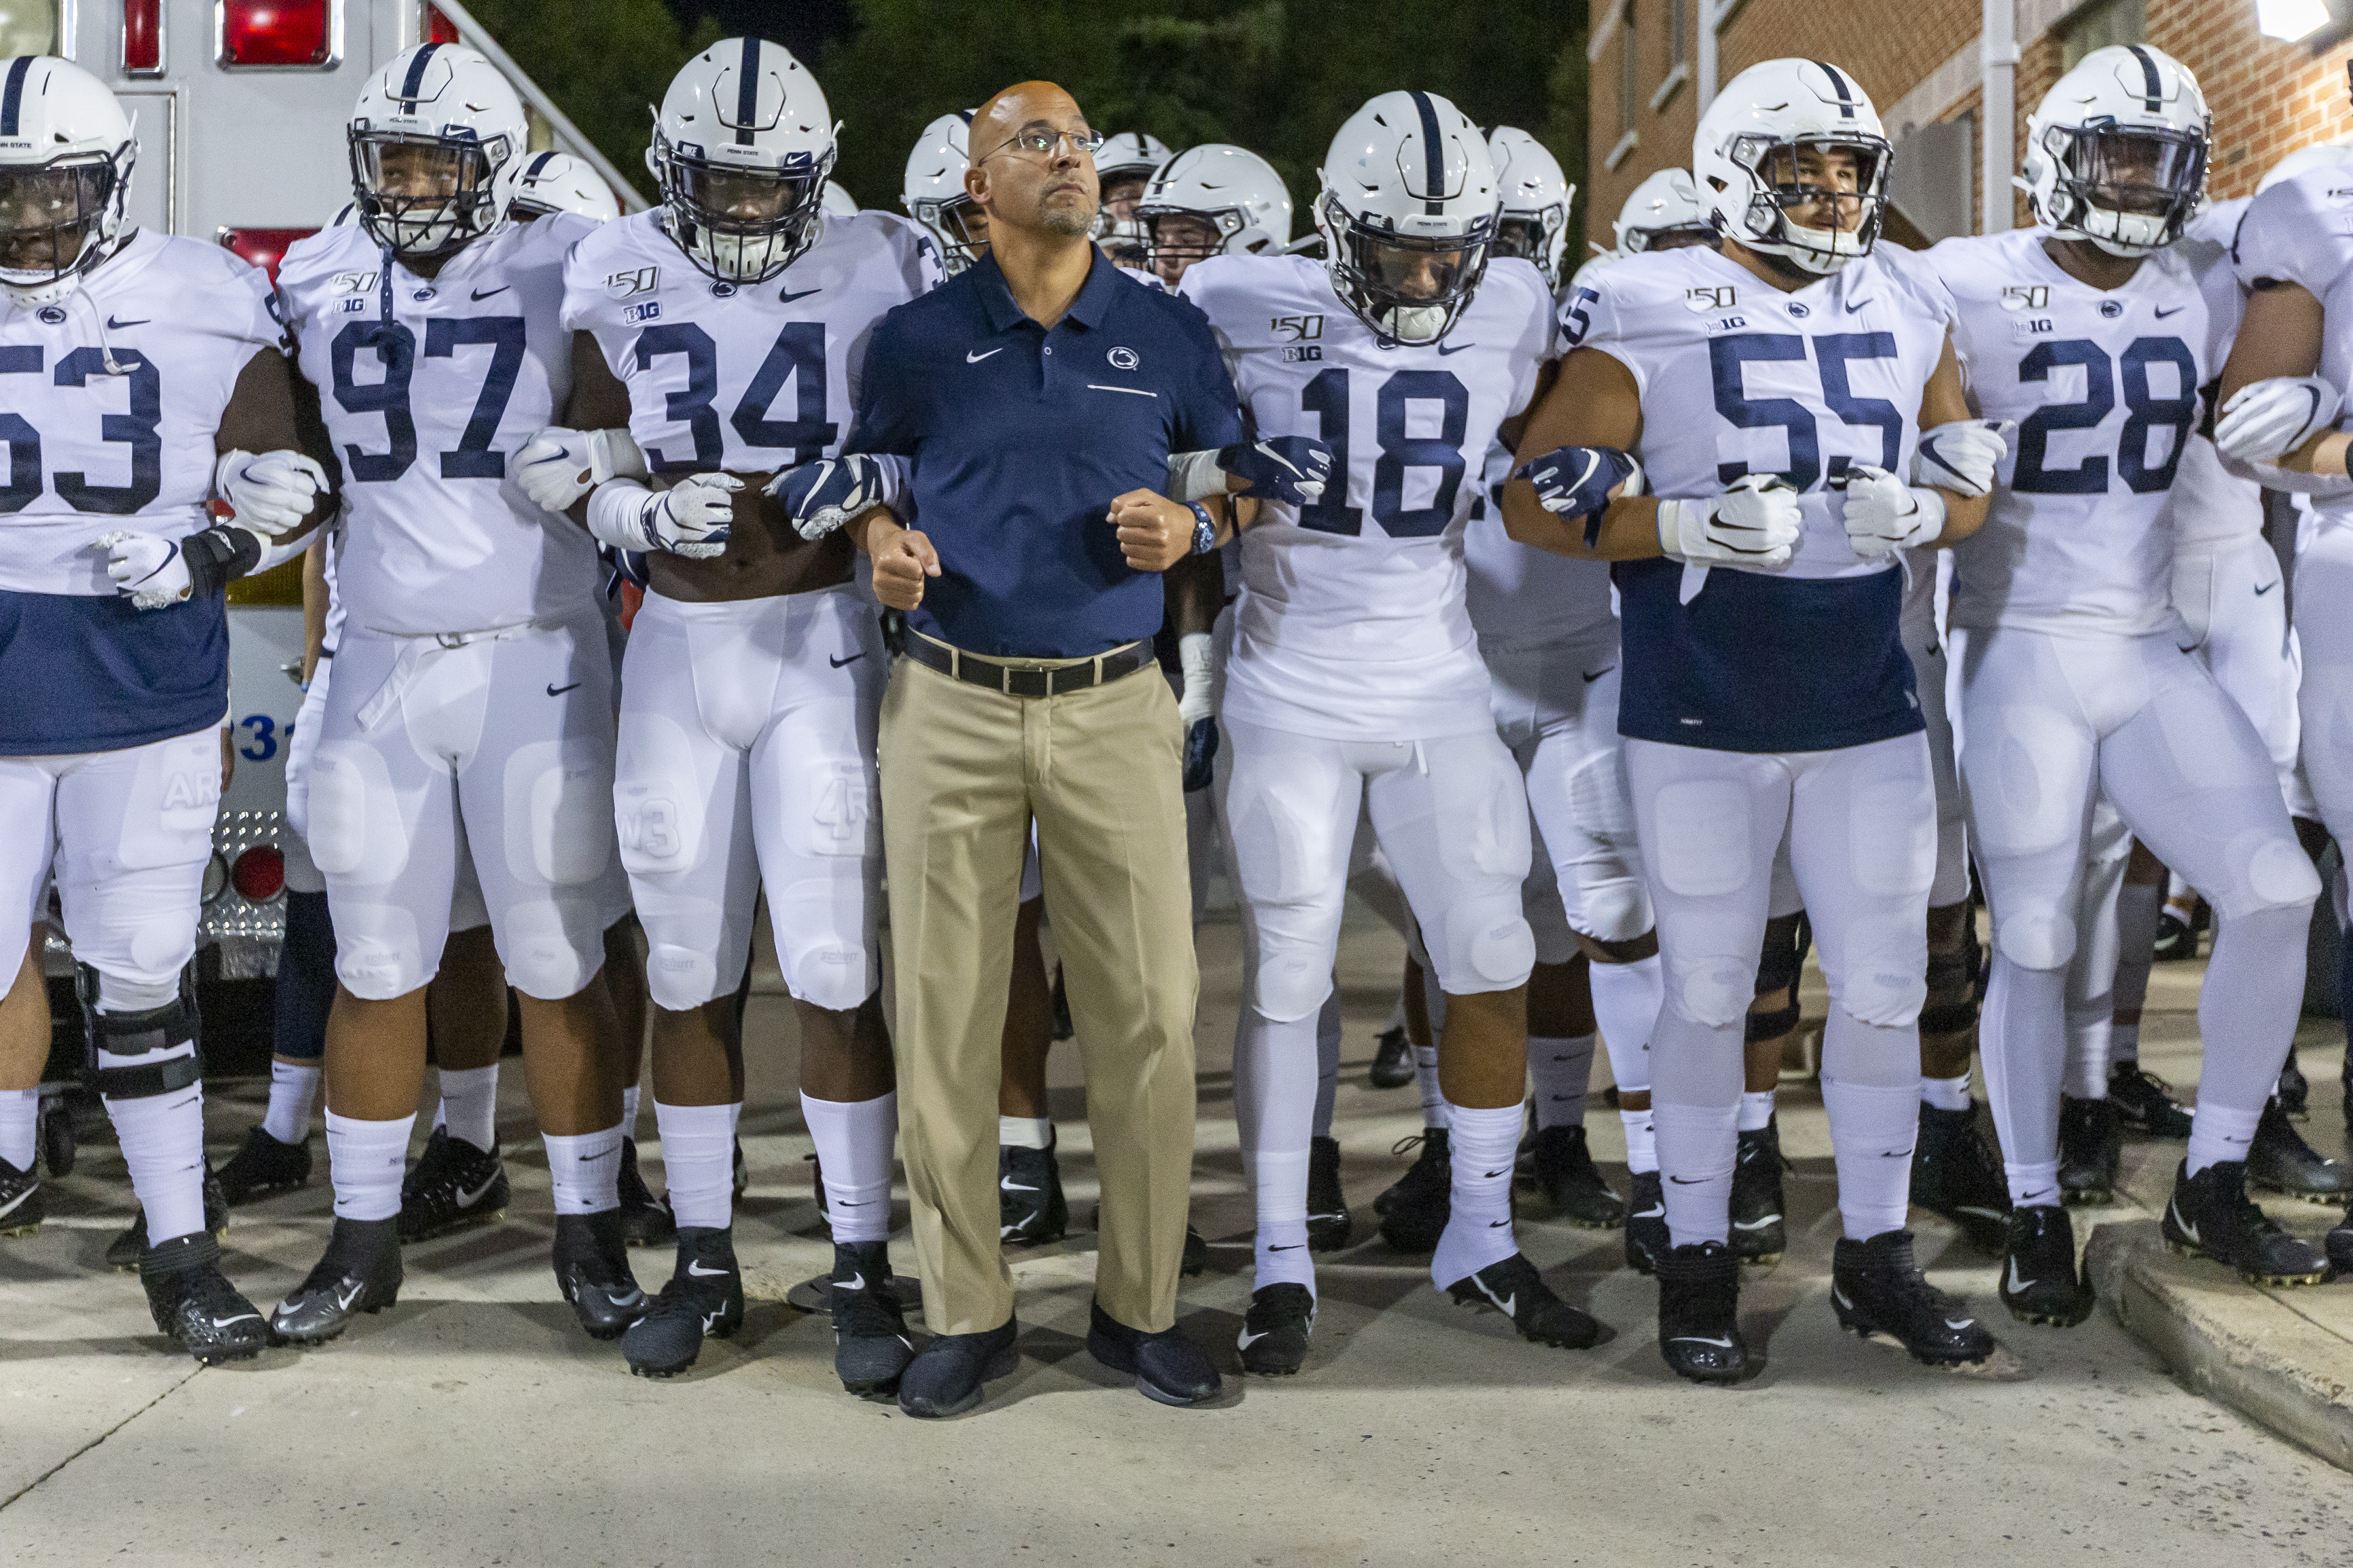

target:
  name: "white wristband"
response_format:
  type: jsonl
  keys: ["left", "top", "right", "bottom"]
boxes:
{"left": 1655, "top": 498, "right": 1698, "bottom": 562}
{"left": 1904, "top": 485, "right": 1948, "bottom": 548}
{"left": 1165, "top": 448, "right": 1226, "bottom": 503}
{"left": 588, "top": 428, "right": 648, "bottom": 485}
{"left": 585, "top": 478, "right": 656, "bottom": 553}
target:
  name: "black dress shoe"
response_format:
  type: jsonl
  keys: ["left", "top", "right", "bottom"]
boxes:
{"left": 1086, "top": 1300, "right": 1222, "bottom": 1407}
{"left": 897, "top": 1316, "right": 1019, "bottom": 1419}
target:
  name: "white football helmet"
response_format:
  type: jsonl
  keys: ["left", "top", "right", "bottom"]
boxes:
{"left": 1487, "top": 127, "right": 1573, "bottom": 289}
{"left": 0, "top": 57, "right": 138, "bottom": 306}
{"left": 1314, "top": 90, "right": 1499, "bottom": 345}
{"left": 822, "top": 180, "right": 857, "bottom": 216}
{"left": 902, "top": 110, "right": 984, "bottom": 275}
{"left": 2260, "top": 140, "right": 2353, "bottom": 193}
{"left": 1094, "top": 131, "right": 1172, "bottom": 260}
{"left": 1695, "top": 58, "right": 1889, "bottom": 275}
{"left": 1612, "top": 167, "right": 1711, "bottom": 256}
{"left": 647, "top": 36, "right": 836, "bottom": 283}
{"left": 348, "top": 43, "right": 527, "bottom": 262}
{"left": 2020, "top": 44, "right": 2208, "bottom": 258}
{"left": 1135, "top": 144, "right": 1291, "bottom": 285}
{"left": 504, "top": 149, "right": 618, "bottom": 223}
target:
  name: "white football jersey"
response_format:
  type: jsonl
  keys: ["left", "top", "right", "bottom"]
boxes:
{"left": 1934, "top": 227, "right": 2213, "bottom": 635}
{"left": 564, "top": 210, "right": 940, "bottom": 479}
{"left": 2162, "top": 199, "right": 2260, "bottom": 550}
{"left": 280, "top": 215, "right": 600, "bottom": 636}
{"left": 1178, "top": 253, "right": 1556, "bottom": 741}
{"left": 1463, "top": 431, "right": 1617, "bottom": 649}
{"left": 0, "top": 230, "right": 281, "bottom": 595}
{"left": 1573, "top": 242, "right": 1951, "bottom": 582}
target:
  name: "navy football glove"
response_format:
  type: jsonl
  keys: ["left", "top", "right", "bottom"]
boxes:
{"left": 1218, "top": 437, "right": 1334, "bottom": 508}
{"left": 1515, "top": 444, "right": 1639, "bottom": 527}
{"left": 1182, "top": 716, "right": 1220, "bottom": 794}
{"left": 767, "top": 454, "right": 902, "bottom": 542}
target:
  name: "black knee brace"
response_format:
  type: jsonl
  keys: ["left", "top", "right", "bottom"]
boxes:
{"left": 75, "top": 963, "right": 202, "bottom": 1099}
{"left": 1746, "top": 913, "right": 1810, "bottom": 1043}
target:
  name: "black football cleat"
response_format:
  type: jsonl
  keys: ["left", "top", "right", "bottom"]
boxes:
{"left": 1625, "top": 1170, "right": 1669, "bottom": 1275}
{"left": 1830, "top": 1231, "right": 1998, "bottom": 1367}
{"left": 1368, "top": 1025, "right": 1414, "bottom": 1089}
{"left": 109, "top": 1160, "right": 228, "bottom": 1271}
{"left": 2057, "top": 1096, "right": 2120, "bottom": 1207}
{"left": 215, "top": 1125, "right": 312, "bottom": 1206}
{"left": 1656, "top": 1240, "right": 1752, "bottom": 1384}
{"left": 2151, "top": 909, "right": 2198, "bottom": 961}
{"left": 398, "top": 1126, "right": 508, "bottom": 1242}
{"left": 618, "top": 1137, "right": 678, "bottom": 1247}
{"left": 2247, "top": 1097, "right": 2353, "bottom": 1205}
{"left": 0, "top": 1154, "right": 43, "bottom": 1238}
{"left": 1998, "top": 1205, "right": 2094, "bottom": 1327}
{"left": 1237, "top": 1281, "right": 1316, "bottom": 1375}
{"left": 1911, "top": 1102, "right": 2010, "bottom": 1252}
{"left": 2279, "top": 1049, "right": 2310, "bottom": 1119}
{"left": 831, "top": 1238, "right": 915, "bottom": 1398}
{"left": 2163, "top": 1160, "right": 2330, "bottom": 1285}
{"left": 1729, "top": 1122, "right": 1790, "bottom": 1264}
{"left": 271, "top": 1216, "right": 402, "bottom": 1345}
{"left": 1444, "top": 1252, "right": 1602, "bottom": 1348}
{"left": 552, "top": 1209, "right": 650, "bottom": 1340}
{"left": 1376, "top": 1129, "right": 1451, "bottom": 1252}
{"left": 1306, "top": 1135, "right": 1353, "bottom": 1251}
{"left": 621, "top": 1226, "right": 743, "bottom": 1380}
{"left": 2108, "top": 1062, "right": 2194, "bottom": 1139}
{"left": 1526, "top": 1123, "right": 1626, "bottom": 1229}
{"left": 140, "top": 1231, "right": 266, "bottom": 1366}
{"left": 999, "top": 1136, "right": 1069, "bottom": 1246}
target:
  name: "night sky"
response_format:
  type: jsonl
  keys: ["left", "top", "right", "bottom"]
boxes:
{"left": 662, "top": 0, "right": 854, "bottom": 61}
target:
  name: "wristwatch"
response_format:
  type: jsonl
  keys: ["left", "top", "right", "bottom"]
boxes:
{"left": 1187, "top": 501, "right": 1217, "bottom": 556}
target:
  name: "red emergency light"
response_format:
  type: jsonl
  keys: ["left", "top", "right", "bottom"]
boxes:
{"left": 123, "top": 0, "right": 163, "bottom": 74}
{"left": 218, "top": 227, "right": 316, "bottom": 284}
{"left": 425, "top": 4, "right": 461, "bottom": 44}
{"left": 217, "top": 0, "right": 336, "bottom": 67}
{"left": 231, "top": 846, "right": 286, "bottom": 903}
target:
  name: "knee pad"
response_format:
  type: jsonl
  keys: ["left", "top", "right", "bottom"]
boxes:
{"left": 2232, "top": 837, "right": 2324, "bottom": 917}
{"left": 1574, "top": 874, "right": 1654, "bottom": 946}
{"left": 769, "top": 880, "right": 880, "bottom": 1014}
{"left": 306, "top": 741, "right": 410, "bottom": 884}
{"left": 645, "top": 941, "right": 725, "bottom": 1012}
{"left": 1994, "top": 910, "right": 2075, "bottom": 971}
{"left": 1252, "top": 928, "right": 1337, "bottom": 1023}
{"left": 1656, "top": 907, "right": 1760, "bottom": 1028}
{"left": 503, "top": 739, "right": 618, "bottom": 889}
{"left": 1427, "top": 893, "right": 1536, "bottom": 998}
{"left": 1830, "top": 933, "right": 1928, "bottom": 1030}
{"left": 330, "top": 900, "right": 428, "bottom": 1000}
{"left": 76, "top": 966, "right": 200, "bottom": 1099}
{"left": 495, "top": 896, "right": 603, "bottom": 1001}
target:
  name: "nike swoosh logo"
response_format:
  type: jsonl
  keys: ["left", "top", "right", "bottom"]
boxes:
{"left": 1237, "top": 1327, "right": 1268, "bottom": 1349}
{"left": 2170, "top": 1201, "right": 2198, "bottom": 1244}
{"left": 2176, "top": 645, "right": 2199, "bottom": 655}
{"left": 1268, "top": 1243, "right": 1304, "bottom": 1252}
{"left": 1481, "top": 1168, "right": 1509, "bottom": 1180}
{"left": 1634, "top": 1203, "right": 1666, "bottom": 1219}
{"left": 1581, "top": 666, "right": 1616, "bottom": 684}
{"left": 603, "top": 1287, "right": 645, "bottom": 1307}
{"left": 455, "top": 1175, "right": 500, "bottom": 1207}
{"left": 836, "top": 1271, "right": 864, "bottom": 1291}
{"left": 967, "top": 347, "right": 1005, "bottom": 363}
{"left": 1489, "top": 1219, "right": 1512, "bottom": 1228}
{"left": 2154, "top": 305, "right": 2185, "bottom": 318}
{"left": 1435, "top": 342, "right": 1476, "bottom": 356}
{"left": 0, "top": 1187, "right": 32, "bottom": 1217}
{"left": 2256, "top": 581, "right": 2278, "bottom": 595}
{"left": 1845, "top": 299, "right": 1872, "bottom": 314}
{"left": 1832, "top": 1286, "right": 1852, "bottom": 1310}
{"left": 211, "top": 1312, "right": 263, "bottom": 1328}
{"left": 1944, "top": 1318, "right": 1976, "bottom": 1330}
{"left": 1730, "top": 1217, "right": 1780, "bottom": 1231}
{"left": 829, "top": 653, "right": 865, "bottom": 668}
{"left": 1667, "top": 1175, "right": 1703, "bottom": 1184}
{"left": 471, "top": 286, "right": 510, "bottom": 302}
{"left": 1483, "top": 1289, "right": 1517, "bottom": 1316}
{"left": 688, "top": 1260, "right": 731, "bottom": 1278}
{"left": 106, "top": 316, "right": 149, "bottom": 329}
{"left": 1672, "top": 1334, "right": 1735, "bottom": 1349}
{"left": 2005, "top": 1258, "right": 2034, "bottom": 1293}
{"left": 779, "top": 288, "right": 823, "bottom": 305}
{"left": 335, "top": 1280, "right": 363, "bottom": 1312}
{"left": 547, "top": 681, "right": 583, "bottom": 697}
{"left": 1000, "top": 1179, "right": 1038, "bottom": 1192}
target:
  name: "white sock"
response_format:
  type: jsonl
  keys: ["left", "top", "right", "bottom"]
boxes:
{"left": 2110, "top": 1022, "right": 2141, "bottom": 1065}
{"left": 654, "top": 1100, "right": 736, "bottom": 1231}
{"left": 1920, "top": 1073, "right": 1972, "bottom": 1112}
{"left": 2006, "top": 1158, "right": 2061, "bottom": 1209}
{"left": 107, "top": 1080, "right": 209, "bottom": 1245}
{"left": 0, "top": 1086, "right": 36, "bottom": 1169}
{"left": 543, "top": 1124, "right": 623, "bottom": 1216}
{"left": 802, "top": 1091, "right": 897, "bottom": 1245}
{"left": 1431, "top": 1101, "right": 1525, "bottom": 1287}
{"left": 327, "top": 1110, "right": 415, "bottom": 1222}
{"left": 1246, "top": 1149, "right": 1316, "bottom": 1293}
{"left": 1821, "top": 1076, "right": 1919, "bottom": 1240}
{"left": 1737, "top": 1089, "right": 1776, "bottom": 1132}
{"left": 2186, "top": 1102, "right": 2264, "bottom": 1179}
{"left": 1528, "top": 1034, "right": 1597, "bottom": 1129}
{"left": 436, "top": 1064, "right": 499, "bottom": 1152}
{"left": 620, "top": 1084, "right": 641, "bottom": 1137}
{"left": 1588, "top": 955, "right": 1661, "bottom": 1093}
{"left": 999, "top": 1115, "right": 1052, "bottom": 1150}
{"left": 261, "top": 1060, "right": 321, "bottom": 1144}
{"left": 1620, "top": 1106, "right": 1658, "bottom": 1174}
{"left": 1654, "top": 1101, "right": 1738, "bottom": 1248}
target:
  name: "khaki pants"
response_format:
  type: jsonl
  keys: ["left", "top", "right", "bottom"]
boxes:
{"left": 878, "top": 648, "right": 1198, "bottom": 1335}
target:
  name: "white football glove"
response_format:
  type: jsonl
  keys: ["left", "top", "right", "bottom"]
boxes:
{"left": 1912, "top": 419, "right": 2013, "bottom": 498}
{"left": 1176, "top": 632, "right": 1218, "bottom": 725}
{"left": 585, "top": 473, "right": 739, "bottom": 560}
{"left": 1656, "top": 473, "right": 1802, "bottom": 567}
{"left": 2214, "top": 375, "right": 2342, "bottom": 463}
{"left": 514, "top": 426, "right": 648, "bottom": 513}
{"left": 96, "top": 530, "right": 193, "bottom": 609}
{"left": 1834, "top": 463, "right": 1947, "bottom": 558}
{"left": 213, "top": 448, "right": 329, "bottom": 536}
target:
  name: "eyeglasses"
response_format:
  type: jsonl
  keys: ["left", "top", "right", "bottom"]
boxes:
{"left": 985, "top": 128, "right": 1107, "bottom": 162}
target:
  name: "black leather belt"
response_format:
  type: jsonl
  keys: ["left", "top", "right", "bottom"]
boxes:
{"left": 901, "top": 631, "right": 1156, "bottom": 698}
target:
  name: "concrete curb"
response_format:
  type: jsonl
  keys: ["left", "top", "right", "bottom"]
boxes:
{"left": 2085, "top": 1220, "right": 2353, "bottom": 1471}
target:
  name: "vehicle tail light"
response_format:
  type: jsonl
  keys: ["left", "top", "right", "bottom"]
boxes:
{"left": 231, "top": 846, "right": 285, "bottom": 903}
{"left": 123, "top": 0, "right": 163, "bottom": 72}
{"left": 218, "top": 227, "right": 315, "bottom": 283}
{"left": 219, "top": 0, "right": 335, "bottom": 66}
{"left": 425, "top": 4, "right": 459, "bottom": 44}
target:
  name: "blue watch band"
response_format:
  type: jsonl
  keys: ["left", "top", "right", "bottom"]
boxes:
{"left": 1188, "top": 501, "right": 1217, "bottom": 556}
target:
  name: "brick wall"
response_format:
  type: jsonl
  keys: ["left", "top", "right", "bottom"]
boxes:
{"left": 1588, "top": 0, "right": 2353, "bottom": 247}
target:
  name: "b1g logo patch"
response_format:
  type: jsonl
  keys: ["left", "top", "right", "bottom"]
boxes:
{"left": 606, "top": 266, "right": 659, "bottom": 299}
{"left": 1684, "top": 285, "right": 1737, "bottom": 313}
{"left": 1271, "top": 313, "right": 1323, "bottom": 342}
{"left": 2001, "top": 285, "right": 2049, "bottom": 312}
{"left": 624, "top": 302, "right": 661, "bottom": 323}
{"left": 1282, "top": 345, "right": 1322, "bottom": 362}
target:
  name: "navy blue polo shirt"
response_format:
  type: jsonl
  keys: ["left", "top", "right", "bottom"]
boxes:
{"left": 848, "top": 252, "right": 1243, "bottom": 657}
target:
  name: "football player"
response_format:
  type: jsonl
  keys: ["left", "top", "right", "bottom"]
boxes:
{"left": 1094, "top": 131, "right": 1171, "bottom": 268}
{"left": 1506, "top": 59, "right": 2005, "bottom": 1382}
{"left": 267, "top": 44, "right": 639, "bottom": 1349}
{"left": 903, "top": 111, "right": 989, "bottom": 277}
{"left": 536, "top": 37, "right": 939, "bottom": 1388}
{"left": 1936, "top": 46, "right": 2326, "bottom": 1315}
{"left": 1183, "top": 91, "right": 1600, "bottom": 1374}
{"left": 0, "top": 56, "right": 331, "bottom": 1360}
